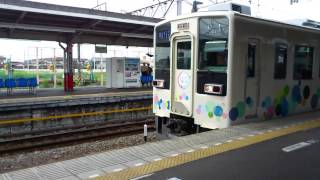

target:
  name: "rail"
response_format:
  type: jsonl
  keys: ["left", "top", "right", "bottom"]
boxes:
{"left": 0, "top": 118, "right": 155, "bottom": 154}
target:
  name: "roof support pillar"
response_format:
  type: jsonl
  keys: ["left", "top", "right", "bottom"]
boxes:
{"left": 59, "top": 41, "right": 74, "bottom": 92}
{"left": 65, "top": 41, "right": 74, "bottom": 92}
{"left": 77, "top": 43, "right": 81, "bottom": 86}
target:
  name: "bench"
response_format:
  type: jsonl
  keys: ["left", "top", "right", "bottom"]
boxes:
{"left": 3, "top": 77, "right": 38, "bottom": 94}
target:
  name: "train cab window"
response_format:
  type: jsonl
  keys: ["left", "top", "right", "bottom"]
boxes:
{"left": 197, "top": 17, "right": 229, "bottom": 96}
{"left": 155, "top": 23, "right": 171, "bottom": 89}
{"left": 198, "top": 17, "right": 229, "bottom": 72}
{"left": 293, "top": 46, "right": 313, "bottom": 80}
{"left": 177, "top": 41, "right": 191, "bottom": 69}
{"left": 274, "top": 44, "right": 287, "bottom": 79}
{"left": 247, "top": 43, "right": 256, "bottom": 77}
{"left": 199, "top": 41, "right": 227, "bottom": 72}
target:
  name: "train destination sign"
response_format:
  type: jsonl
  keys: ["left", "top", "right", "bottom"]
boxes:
{"left": 177, "top": 22, "right": 189, "bottom": 30}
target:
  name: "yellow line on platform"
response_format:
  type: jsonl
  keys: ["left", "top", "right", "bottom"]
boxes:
{"left": 96, "top": 119, "right": 320, "bottom": 180}
{"left": 0, "top": 106, "right": 152, "bottom": 125}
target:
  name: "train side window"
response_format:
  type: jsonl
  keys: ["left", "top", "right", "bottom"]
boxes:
{"left": 247, "top": 43, "right": 256, "bottom": 77}
{"left": 293, "top": 46, "right": 313, "bottom": 80}
{"left": 274, "top": 44, "right": 287, "bottom": 79}
{"left": 155, "top": 23, "right": 171, "bottom": 89}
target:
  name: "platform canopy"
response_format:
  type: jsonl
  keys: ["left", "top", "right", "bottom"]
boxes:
{"left": 0, "top": 0, "right": 162, "bottom": 47}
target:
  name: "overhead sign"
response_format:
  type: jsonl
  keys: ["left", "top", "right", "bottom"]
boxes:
{"left": 95, "top": 44, "right": 107, "bottom": 53}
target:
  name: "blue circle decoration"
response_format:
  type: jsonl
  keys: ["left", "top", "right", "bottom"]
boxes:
{"left": 280, "top": 98, "right": 289, "bottom": 116}
{"left": 214, "top": 106, "right": 223, "bottom": 117}
{"left": 262, "top": 101, "right": 266, "bottom": 108}
{"left": 291, "top": 85, "right": 301, "bottom": 103}
{"left": 246, "top": 97, "right": 251, "bottom": 104}
{"left": 229, "top": 107, "right": 239, "bottom": 121}
{"left": 291, "top": 85, "right": 302, "bottom": 104}
{"left": 185, "top": 96, "right": 189, "bottom": 101}
{"left": 297, "top": 94, "right": 302, "bottom": 104}
{"left": 265, "top": 96, "right": 272, "bottom": 108}
{"left": 275, "top": 104, "right": 282, "bottom": 116}
{"left": 311, "top": 94, "right": 318, "bottom": 109}
{"left": 303, "top": 86, "right": 310, "bottom": 99}
{"left": 246, "top": 97, "right": 253, "bottom": 108}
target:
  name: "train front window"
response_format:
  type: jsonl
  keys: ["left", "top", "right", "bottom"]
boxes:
{"left": 155, "top": 23, "right": 171, "bottom": 89}
{"left": 197, "top": 17, "right": 229, "bottom": 96}
{"left": 201, "top": 41, "right": 227, "bottom": 72}
{"left": 198, "top": 17, "right": 229, "bottom": 72}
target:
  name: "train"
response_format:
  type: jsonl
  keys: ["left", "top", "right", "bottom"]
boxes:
{"left": 152, "top": 3, "right": 320, "bottom": 137}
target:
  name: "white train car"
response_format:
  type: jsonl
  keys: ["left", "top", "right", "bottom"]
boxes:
{"left": 152, "top": 4, "right": 320, "bottom": 136}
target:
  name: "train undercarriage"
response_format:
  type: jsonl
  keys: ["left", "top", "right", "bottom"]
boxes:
{"left": 155, "top": 115, "right": 208, "bottom": 139}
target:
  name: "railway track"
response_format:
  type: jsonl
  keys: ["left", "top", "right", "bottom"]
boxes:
{"left": 0, "top": 118, "right": 155, "bottom": 154}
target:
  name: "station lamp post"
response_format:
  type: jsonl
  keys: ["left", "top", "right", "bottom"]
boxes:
{"left": 95, "top": 44, "right": 108, "bottom": 87}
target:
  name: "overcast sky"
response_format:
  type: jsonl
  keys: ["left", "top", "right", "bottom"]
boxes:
{"left": 0, "top": 0, "right": 319, "bottom": 61}
{"left": 24, "top": 0, "right": 319, "bottom": 20}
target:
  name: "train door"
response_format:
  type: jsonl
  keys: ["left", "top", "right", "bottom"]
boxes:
{"left": 245, "top": 39, "right": 260, "bottom": 118}
{"left": 171, "top": 36, "right": 193, "bottom": 117}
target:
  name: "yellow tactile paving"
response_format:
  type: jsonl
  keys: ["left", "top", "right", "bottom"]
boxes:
{"left": 96, "top": 119, "right": 320, "bottom": 180}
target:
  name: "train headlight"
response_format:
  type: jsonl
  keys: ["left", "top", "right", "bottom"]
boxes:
{"left": 152, "top": 79, "right": 165, "bottom": 88}
{"left": 204, "top": 84, "right": 223, "bottom": 95}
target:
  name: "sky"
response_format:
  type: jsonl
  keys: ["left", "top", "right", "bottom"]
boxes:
{"left": 0, "top": 0, "right": 319, "bottom": 62}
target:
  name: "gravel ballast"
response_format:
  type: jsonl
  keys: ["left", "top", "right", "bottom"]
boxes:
{"left": 0, "top": 132, "right": 157, "bottom": 173}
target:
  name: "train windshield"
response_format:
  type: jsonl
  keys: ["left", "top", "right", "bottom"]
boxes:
{"left": 155, "top": 23, "right": 171, "bottom": 89}
{"left": 198, "top": 17, "right": 229, "bottom": 72}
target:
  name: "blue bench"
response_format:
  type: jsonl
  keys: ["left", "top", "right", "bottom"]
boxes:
{"left": 140, "top": 75, "right": 153, "bottom": 86}
{"left": 0, "top": 79, "right": 4, "bottom": 88}
{"left": 16, "top": 78, "right": 28, "bottom": 87}
{"left": 2, "top": 78, "right": 38, "bottom": 94}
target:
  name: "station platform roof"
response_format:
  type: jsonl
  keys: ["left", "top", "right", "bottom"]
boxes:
{"left": 0, "top": 0, "right": 162, "bottom": 47}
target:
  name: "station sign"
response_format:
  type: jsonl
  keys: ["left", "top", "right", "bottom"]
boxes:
{"left": 95, "top": 44, "right": 108, "bottom": 53}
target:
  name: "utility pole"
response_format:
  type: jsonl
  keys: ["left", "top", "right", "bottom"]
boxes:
{"left": 53, "top": 48, "right": 57, "bottom": 88}
{"left": 100, "top": 52, "right": 103, "bottom": 86}
{"left": 36, "top": 47, "right": 39, "bottom": 87}
{"left": 77, "top": 43, "right": 81, "bottom": 86}
{"left": 177, "top": 0, "right": 182, "bottom": 15}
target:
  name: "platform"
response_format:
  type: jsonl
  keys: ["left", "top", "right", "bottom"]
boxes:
{"left": 0, "top": 87, "right": 152, "bottom": 111}
{"left": 1, "top": 111, "right": 320, "bottom": 180}
{"left": 144, "top": 126, "right": 320, "bottom": 180}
